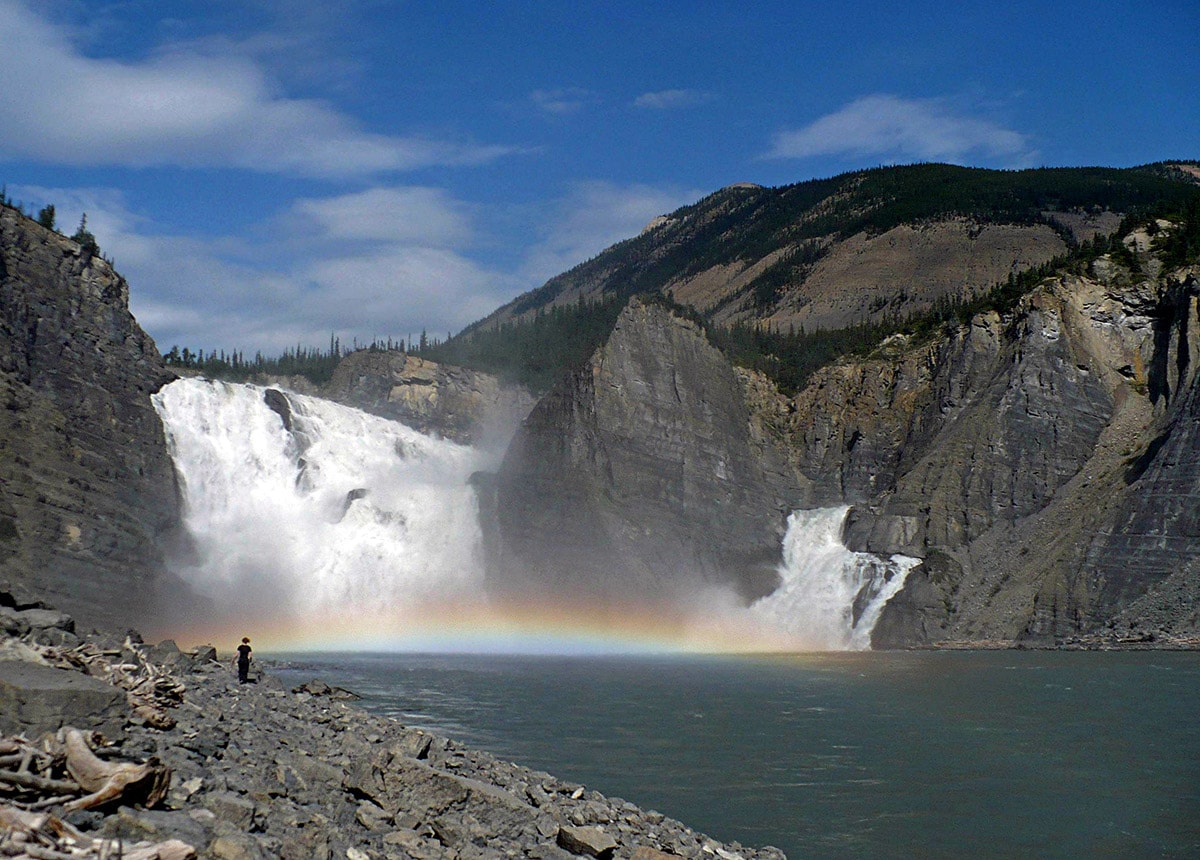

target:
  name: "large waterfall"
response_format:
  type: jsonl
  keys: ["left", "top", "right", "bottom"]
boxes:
{"left": 152, "top": 378, "right": 487, "bottom": 620}
{"left": 153, "top": 378, "right": 915, "bottom": 651}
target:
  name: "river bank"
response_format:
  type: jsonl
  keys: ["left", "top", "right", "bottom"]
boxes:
{"left": 0, "top": 589, "right": 785, "bottom": 860}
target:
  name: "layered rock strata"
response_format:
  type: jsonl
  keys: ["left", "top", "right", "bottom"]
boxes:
{"left": 0, "top": 207, "right": 184, "bottom": 630}
{"left": 771, "top": 235, "right": 1200, "bottom": 645}
{"left": 324, "top": 349, "right": 535, "bottom": 447}
{"left": 485, "top": 224, "right": 1200, "bottom": 645}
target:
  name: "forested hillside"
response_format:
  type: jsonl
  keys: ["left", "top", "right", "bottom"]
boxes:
{"left": 419, "top": 163, "right": 1200, "bottom": 394}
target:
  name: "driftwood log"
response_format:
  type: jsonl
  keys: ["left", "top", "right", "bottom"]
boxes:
{"left": 58, "top": 729, "right": 170, "bottom": 812}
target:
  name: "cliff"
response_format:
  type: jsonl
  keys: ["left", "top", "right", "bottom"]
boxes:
{"left": 484, "top": 299, "right": 797, "bottom": 604}
{"left": 485, "top": 214, "right": 1200, "bottom": 646}
{"left": 777, "top": 224, "right": 1200, "bottom": 645}
{"left": 0, "top": 206, "right": 184, "bottom": 630}
{"left": 323, "top": 349, "right": 534, "bottom": 447}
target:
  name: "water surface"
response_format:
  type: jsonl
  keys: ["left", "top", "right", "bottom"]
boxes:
{"left": 274, "top": 650, "right": 1200, "bottom": 860}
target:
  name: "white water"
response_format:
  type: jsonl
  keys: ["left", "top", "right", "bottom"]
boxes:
{"left": 152, "top": 378, "right": 487, "bottom": 617}
{"left": 751, "top": 507, "right": 919, "bottom": 650}
{"left": 153, "top": 379, "right": 915, "bottom": 650}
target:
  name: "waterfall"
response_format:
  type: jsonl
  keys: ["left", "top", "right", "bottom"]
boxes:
{"left": 152, "top": 378, "right": 487, "bottom": 619}
{"left": 153, "top": 379, "right": 915, "bottom": 651}
{"left": 750, "top": 507, "right": 919, "bottom": 650}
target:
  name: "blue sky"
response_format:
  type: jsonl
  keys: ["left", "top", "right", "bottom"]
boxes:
{"left": 1, "top": 0, "right": 1196, "bottom": 354}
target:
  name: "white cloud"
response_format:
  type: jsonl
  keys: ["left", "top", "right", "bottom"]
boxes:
{"left": 768, "top": 94, "right": 1036, "bottom": 166}
{"left": 293, "top": 187, "right": 474, "bottom": 247}
{"left": 12, "top": 181, "right": 513, "bottom": 353}
{"left": 0, "top": 0, "right": 512, "bottom": 176}
{"left": 633, "top": 89, "right": 714, "bottom": 110}
{"left": 519, "top": 181, "right": 700, "bottom": 286}
{"left": 529, "top": 87, "right": 596, "bottom": 115}
{"left": 11, "top": 177, "right": 699, "bottom": 356}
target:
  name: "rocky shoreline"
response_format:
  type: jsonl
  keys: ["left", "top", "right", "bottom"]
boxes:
{"left": 0, "top": 592, "right": 785, "bottom": 860}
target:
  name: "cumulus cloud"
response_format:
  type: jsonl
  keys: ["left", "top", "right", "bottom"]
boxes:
{"left": 633, "top": 89, "right": 715, "bottom": 110}
{"left": 12, "top": 181, "right": 515, "bottom": 353}
{"left": 767, "top": 94, "right": 1036, "bottom": 166}
{"left": 0, "top": 0, "right": 512, "bottom": 176}
{"left": 11, "top": 176, "right": 698, "bottom": 356}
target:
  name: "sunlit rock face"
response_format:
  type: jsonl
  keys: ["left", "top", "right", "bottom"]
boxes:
{"left": 324, "top": 350, "right": 535, "bottom": 448}
{"left": 0, "top": 206, "right": 183, "bottom": 629}
{"left": 484, "top": 298, "right": 802, "bottom": 605}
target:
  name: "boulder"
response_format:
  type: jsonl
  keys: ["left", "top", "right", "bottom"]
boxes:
{"left": 0, "top": 660, "right": 126, "bottom": 739}
{"left": 557, "top": 825, "right": 618, "bottom": 859}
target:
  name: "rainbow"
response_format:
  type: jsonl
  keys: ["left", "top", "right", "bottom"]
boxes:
{"left": 147, "top": 596, "right": 824, "bottom": 657}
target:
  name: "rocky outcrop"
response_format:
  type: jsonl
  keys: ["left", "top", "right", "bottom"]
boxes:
{"left": 0, "top": 206, "right": 185, "bottom": 631}
{"left": 484, "top": 299, "right": 798, "bottom": 604}
{"left": 747, "top": 226, "right": 1200, "bottom": 645}
{"left": 0, "top": 661, "right": 127, "bottom": 740}
{"left": 324, "top": 349, "right": 535, "bottom": 446}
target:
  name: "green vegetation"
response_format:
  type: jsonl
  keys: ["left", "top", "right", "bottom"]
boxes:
{"left": 71, "top": 213, "right": 99, "bottom": 255}
{"left": 164, "top": 339, "right": 347, "bottom": 385}
{"left": 510, "top": 163, "right": 1200, "bottom": 320}
{"left": 36, "top": 204, "right": 55, "bottom": 231}
{"left": 415, "top": 296, "right": 627, "bottom": 392}
{"left": 1154, "top": 195, "right": 1200, "bottom": 269}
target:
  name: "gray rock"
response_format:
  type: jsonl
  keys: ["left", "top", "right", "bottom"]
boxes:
{"left": 0, "top": 606, "right": 30, "bottom": 637}
{"left": 557, "top": 824, "right": 618, "bottom": 859}
{"left": 0, "top": 659, "right": 126, "bottom": 739}
{"left": 323, "top": 349, "right": 535, "bottom": 446}
{"left": 486, "top": 298, "right": 796, "bottom": 605}
{"left": 0, "top": 206, "right": 202, "bottom": 632}
{"left": 205, "top": 790, "right": 257, "bottom": 830}
{"left": 190, "top": 644, "right": 218, "bottom": 665}
{"left": 16, "top": 607, "right": 74, "bottom": 631}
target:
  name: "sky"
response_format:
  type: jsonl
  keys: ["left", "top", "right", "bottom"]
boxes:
{"left": 1, "top": 0, "right": 1197, "bottom": 356}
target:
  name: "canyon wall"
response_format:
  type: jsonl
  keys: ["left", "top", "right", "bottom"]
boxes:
{"left": 0, "top": 207, "right": 186, "bottom": 629}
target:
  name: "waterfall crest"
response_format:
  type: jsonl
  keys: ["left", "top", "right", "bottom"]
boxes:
{"left": 751, "top": 507, "right": 918, "bottom": 650}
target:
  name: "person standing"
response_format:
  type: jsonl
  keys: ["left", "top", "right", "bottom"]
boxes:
{"left": 234, "top": 637, "right": 252, "bottom": 683}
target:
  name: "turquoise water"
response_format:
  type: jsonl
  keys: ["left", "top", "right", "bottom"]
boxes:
{"left": 274, "top": 651, "right": 1200, "bottom": 859}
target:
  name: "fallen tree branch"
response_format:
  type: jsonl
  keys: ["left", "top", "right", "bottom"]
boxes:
{"left": 0, "top": 770, "right": 78, "bottom": 795}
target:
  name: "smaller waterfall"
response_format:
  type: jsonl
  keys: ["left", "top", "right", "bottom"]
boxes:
{"left": 750, "top": 507, "right": 918, "bottom": 650}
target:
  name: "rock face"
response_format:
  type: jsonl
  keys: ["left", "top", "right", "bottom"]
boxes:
{"left": 485, "top": 216, "right": 1200, "bottom": 645}
{"left": 485, "top": 299, "right": 797, "bottom": 603}
{"left": 763, "top": 231, "right": 1200, "bottom": 645}
{"left": 324, "top": 349, "right": 534, "bottom": 446}
{"left": 0, "top": 206, "right": 183, "bottom": 630}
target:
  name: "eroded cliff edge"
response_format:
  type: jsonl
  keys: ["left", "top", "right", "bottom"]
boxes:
{"left": 0, "top": 207, "right": 185, "bottom": 630}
